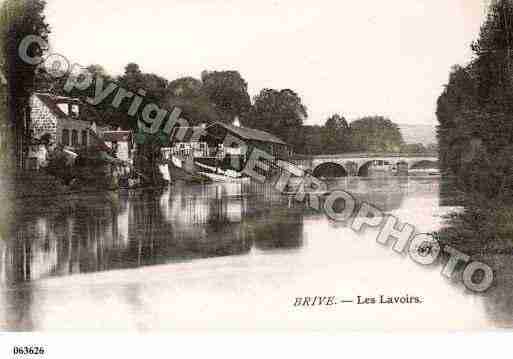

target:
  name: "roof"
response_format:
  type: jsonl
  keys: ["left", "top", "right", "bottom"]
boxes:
{"left": 207, "top": 122, "right": 288, "bottom": 146}
{"left": 34, "top": 93, "right": 82, "bottom": 120}
{"left": 102, "top": 131, "right": 132, "bottom": 142}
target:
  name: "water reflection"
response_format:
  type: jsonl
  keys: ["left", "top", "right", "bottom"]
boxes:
{"left": 1, "top": 182, "right": 305, "bottom": 287}
{"left": 2, "top": 177, "right": 513, "bottom": 330}
{"left": 323, "top": 176, "right": 410, "bottom": 212}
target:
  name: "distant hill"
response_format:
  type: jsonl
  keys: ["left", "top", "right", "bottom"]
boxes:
{"left": 398, "top": 124, "right": 437, "bottom": 145}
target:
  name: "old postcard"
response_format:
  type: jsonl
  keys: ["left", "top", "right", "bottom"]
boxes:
{"left": 0, "top": 0, "right": 512, "bottom": 338}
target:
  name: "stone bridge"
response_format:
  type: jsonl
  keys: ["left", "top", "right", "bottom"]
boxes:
{"left": 287, "top": 152, "right": 439, "bottom": 177}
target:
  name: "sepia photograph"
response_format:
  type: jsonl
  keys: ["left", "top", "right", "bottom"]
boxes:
{"left": 0, "top": 0, "right": 513, "bottom": 347}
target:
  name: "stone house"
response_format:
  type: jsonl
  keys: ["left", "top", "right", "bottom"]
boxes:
{"left": 29, "top": 93, "right": 108, "bottom": 151}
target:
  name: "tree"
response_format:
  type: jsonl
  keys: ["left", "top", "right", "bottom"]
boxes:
{"left": 471, "top": 0, "right": 513, "bottom": 112}
{"left": 0, "top": 0, "right": 50, "bottom": 169}
{"left": 400, "top": 143, "right": 427, "bottom": 153}
{"left": 436, "top": 0, "right": 513, "bottom": 201}
{"left": 168, "top": 76, "right": 202, "bottom": 98}
{"left": 436, "top": 65, "right": 479, "bottom": 173}
{"left": 245, "top": 88, "right": 307, "bottom": 141}
{"left": 322, "top": 113, "right": 349, "bottom": 154}
{"left": 349, "top": 116, "right": 403, "bottom": 152}
{"left": 118, "top": 63, "right": 168, "bottom": 104}
{"left": 165, "top": 75, "right": 224, "bottom": 126}
{"left": 201, "top": 70, "right": 251, "bottom": 124}
{"left": 325, "top": 113, "right": 349, "bottom": 132}
{"left": 284, "top": 125, "right": 324, "bottom": 155}
{"left": 113, "top": 63, "right": 170, "bottom": 131}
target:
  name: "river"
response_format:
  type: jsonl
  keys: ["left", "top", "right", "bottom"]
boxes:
{"left": 0, "top": 177, "right": 511, "bottom": 330}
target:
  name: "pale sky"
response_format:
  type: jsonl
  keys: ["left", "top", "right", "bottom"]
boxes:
{"left": 44, "top": 0, "right": 488, "bottom": 126}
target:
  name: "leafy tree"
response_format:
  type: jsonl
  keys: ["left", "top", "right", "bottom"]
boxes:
{"left": 168, "top": 76, "right": 202, "bottom": 98}
{"left": 165, "top": 75, "right": 224, "bottom": 126}
{"left": 322, "top": 113, "right": 349, "bottom": 154}
{"left": 286, "top": 125, "right": 324, "bottom": 155}
{"left": 0, "top": 0, "right": 50, "bottom": 169}
{"left": 244, "top": 88, "right": 307, "bottom": 141}
{"left": 436, "top": 65, "right": 479, "bottom": 173}
{"left": 201, "top": 70, "right": 251, "bottom": 124}
{"left": 400, "top": 143, "right": 427, "bottom": 153}
{"left": 471, "top": 0, "right": 513, "bottom": 111}
{"left": 325, "top": 113, "right": 349, "bottom": 132}
{"left": 436, "top": 0, "right": 513, "bottom": 202}
{"left": 349, "top": 116, "right": 403, "bottom": 152}
{"left": 118, "top": 63, "right": 169, "bottom": 104}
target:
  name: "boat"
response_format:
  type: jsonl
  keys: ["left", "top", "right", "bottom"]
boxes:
{"left": 198, "top": 171, "right": 250, "bottom": 183}
{"left": 167, "top": 156, "right": 211, "bottom": 183}
{"left": 193, "top": 161, "right": 248, "bottom": 181}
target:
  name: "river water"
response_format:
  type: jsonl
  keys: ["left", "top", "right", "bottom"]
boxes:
{"left": 0, "top": 177, "right": 511, "bottom": 330}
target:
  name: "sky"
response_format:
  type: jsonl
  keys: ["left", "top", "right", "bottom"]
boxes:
{"left": 44, "top": 0, "right": 488, "bottom": 126}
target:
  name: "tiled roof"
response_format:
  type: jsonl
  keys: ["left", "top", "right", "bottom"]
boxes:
{"left": 207, "top": 122, "right": 288, "bottom": 145}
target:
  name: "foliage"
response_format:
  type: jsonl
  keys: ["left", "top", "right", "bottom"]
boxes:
{"left": 165, "top": 75, "right": 224, "bottom": 126}
{"left": 348, "top": 116, "right": 403, "bottom": 152}
{"left": 437, "top": 0, "right": 513, "bottom": 203}
{"left": 200, "top": 70, "right": 251, "bottom": 123}
{"left": 244, "top": 88, "right": 307, "bottom": 141}
{"left": 287, "top": 125, "right": 324, "bottom": 155}
{"left": 0, "top": 0, "right": 50, "bottom": 167}
{"left": 321, "top": 114, "right": 349, "bottom": 154}
{"left": 0, "top": 0, "right": 49, "bottom": 100}
{"left": 400, "top": 142, "right": 437, "bottom": 154}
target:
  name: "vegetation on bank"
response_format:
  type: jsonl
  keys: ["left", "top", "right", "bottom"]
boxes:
{"left": 39, "top": 60, "right": 419, "bottom": 155}
{"left": 438, "top": 0, "right": 513, "bottom": 195}
{"left": 0, "top": 0, "right": 49, "bottom": 169}
{"left": 437, "top": 0, "right": 513, "bottom": 250}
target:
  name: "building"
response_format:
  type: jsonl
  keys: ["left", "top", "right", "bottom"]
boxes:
{"left": 204, "top": 121, "right": 292, "bottom": 158}
{"left": 29, "top": 93, "right": 108, "bottom": 151}
{"left": 102, "top": 130, "right": 133, "bottom": 162}
{"left": 166, "top": 125, "right": 209, "bottom": 159}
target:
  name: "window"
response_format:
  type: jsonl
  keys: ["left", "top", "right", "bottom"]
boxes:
{"left": 81, "top": 130, "right": 88, "bottom": 146}
{"left": 62, "top": 129, "right": 70, "bottom": 146}
{"left": 70, "top": 104, "right": 79, "bottom": 118}
{"left": 71, "top": 130, "right": 78, "bottom": 146}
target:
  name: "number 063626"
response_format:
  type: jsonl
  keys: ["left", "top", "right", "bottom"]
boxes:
{"left": 12, "top": 346, "right": 45, "bottom": 355}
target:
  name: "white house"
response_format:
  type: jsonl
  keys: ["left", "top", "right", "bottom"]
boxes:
{"left": 102, "top": 130, "right": 133, "bottom": 162}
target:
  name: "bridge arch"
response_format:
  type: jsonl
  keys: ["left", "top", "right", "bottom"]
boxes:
{"left": 312, "top": 162, "right": 348, "bottom": 178}
{"left": 357, "top": 161, "right": 374, "bottom": 177}
{"left": 356, "top": 160, "right": 393, "bottom": 177}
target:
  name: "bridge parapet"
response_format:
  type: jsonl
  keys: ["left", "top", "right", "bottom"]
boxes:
{"left": 290, "top": 152, "right": 438, "bottom": 161}
{"left": 284, "top": 152, "right": 439, "bottom": 176}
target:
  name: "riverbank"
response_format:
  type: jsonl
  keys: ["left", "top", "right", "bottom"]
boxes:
{"left": 0, "top": 171, "right": 169, "bottom": 203}
{"left": 437, "top": 195, "right": 513, "bottom": 259}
